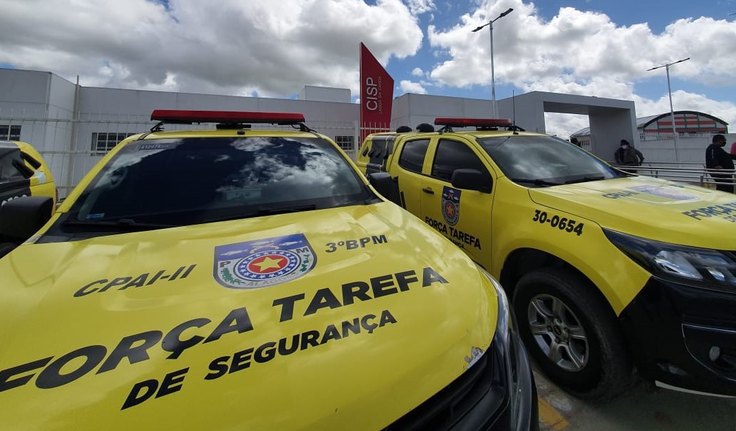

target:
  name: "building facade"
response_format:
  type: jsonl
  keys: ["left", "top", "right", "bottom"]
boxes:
{"left": 0, "top": 69, "right": 362, "bottom": 197}
{"left": 2, "top": 68, "right": 641, "bottom": 197}
{"left": 572, "top": 110, "right": 732, "bottom": 164}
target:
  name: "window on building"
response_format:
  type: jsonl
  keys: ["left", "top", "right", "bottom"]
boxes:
{"left": 91, "top": 132, "right": 135, "bottom": 155}
{"left": 0, "top": 125, "right": 21, "bottom": 141}
{"left": 334, "top": 135, "right": 354, "bottom": 151}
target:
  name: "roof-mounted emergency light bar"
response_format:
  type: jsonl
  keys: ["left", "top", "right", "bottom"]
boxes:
{"left": 149, "top": 110, "right": 310, "bottom": 132}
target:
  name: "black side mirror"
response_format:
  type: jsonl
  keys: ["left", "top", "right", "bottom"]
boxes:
{"left": 451, "top": 169, "right": 493, "bottom": 193}
{"left": 367, "top": 172, "right": 401, "bottom": 205}
{"left": 0, "top": 196, "right": 54, "bottom": 242}
{"left": 12, "top": 159, "right": 35, "bottom": 178}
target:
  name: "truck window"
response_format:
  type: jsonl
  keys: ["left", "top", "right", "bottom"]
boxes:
{"left": 0, "top": 147, "right": 27, "bottom": 182}
{"left": 431, "top": 139, "right": 488, "bottom": 181}
{"left": 478, "top": 135, "right": 618, "bottom": 183}
{"left": 398, "top": 139, "right": 430, "bottom": 173}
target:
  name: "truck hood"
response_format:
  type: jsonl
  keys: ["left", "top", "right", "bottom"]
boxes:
{"left": 0, "top": 203, "right": 498, "bottom": 430}
{"left": 528, "top": 176, "right": 736, "bottom": 249}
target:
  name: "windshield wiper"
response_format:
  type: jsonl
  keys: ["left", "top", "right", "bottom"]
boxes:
{"left": 509, "top": 178, "right": 562, "bottom": 187}
{"left": 253, "top": 204, "right": 318, "bottom": 216}
{"left": 62, "top": 218, "right": 175, "bottom": 231}
{"left": 564, "top": 175, "right": 606, "bottom": 184}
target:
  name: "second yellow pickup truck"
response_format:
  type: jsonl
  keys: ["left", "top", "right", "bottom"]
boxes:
{"left": 357, "top": 117, "right": 736, "bottom": 399}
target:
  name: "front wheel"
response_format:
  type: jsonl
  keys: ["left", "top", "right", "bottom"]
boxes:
{"left": 512, "top": 267, "right": 632, "bottom": 399}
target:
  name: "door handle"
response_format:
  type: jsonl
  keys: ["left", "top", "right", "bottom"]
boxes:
{"left": 422, "top": 187, "right": 434, "bottom": 194}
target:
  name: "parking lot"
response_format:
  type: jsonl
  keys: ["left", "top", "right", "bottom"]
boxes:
{"left": 536, "top": 370, "right": 736, "bottom": 430}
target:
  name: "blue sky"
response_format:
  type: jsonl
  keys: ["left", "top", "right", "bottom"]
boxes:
{"left": 1, "top": 0, "right": 735, "bottom": 137}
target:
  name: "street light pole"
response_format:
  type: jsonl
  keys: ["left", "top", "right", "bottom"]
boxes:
{"left": 472, "top": 7, "right": 513, "bottom": 118}
{"left": 647, "top": 57, "right": 690, "bottom": 164}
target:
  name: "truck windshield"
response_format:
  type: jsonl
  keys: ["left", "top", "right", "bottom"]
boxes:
{"left": 478, "top": 135, "right": 622, "bottom": 186}
{"left": 62, "top": 136, "right": 373, "bottom": 228}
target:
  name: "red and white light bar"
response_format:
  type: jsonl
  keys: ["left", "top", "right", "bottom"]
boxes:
{"left": 434, "top": 117, "right": 512, "bottom": 128}
{"left": 150, "top": 110, "right": 306, "bottom": 125}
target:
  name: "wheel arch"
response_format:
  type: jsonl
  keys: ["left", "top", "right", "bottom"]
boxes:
{"left": 503, "top": 249, "right": 635, "bottom": 398}
{"left": 499, "top": 248, "right": 618, "bottom": 320}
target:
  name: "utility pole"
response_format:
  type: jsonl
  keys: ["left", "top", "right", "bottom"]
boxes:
{"left": 472, "top": 8, "right": 514, "bottom": 117}
{"left": 647, "top": 57, "right": 690, "bottom": 163}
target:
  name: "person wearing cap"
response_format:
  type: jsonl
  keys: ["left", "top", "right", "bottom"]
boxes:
{"left": 614, "top": 139, "right": 644, "bottom": 166}
{"left": 705, "top": 134, "right": 736, "bottom": 192}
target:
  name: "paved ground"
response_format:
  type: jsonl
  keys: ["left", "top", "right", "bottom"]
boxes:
{"left": 535, "top": 370, "right": 736, "bottom": 431}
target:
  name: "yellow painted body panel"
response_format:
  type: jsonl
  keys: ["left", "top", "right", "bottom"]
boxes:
{"left": 1, "top": 129, "right": 500, "bottom": 430}
{"left": 486, "top": 178, "right": 650, "bottom": 314}
{"left": 16, "top": 141, "right": 55, "bottom": 194}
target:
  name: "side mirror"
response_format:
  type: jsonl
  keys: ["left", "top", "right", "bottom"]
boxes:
{"left": 12, "top": 159, "right": 35, "bottom": 178}
{"left": 367, "top": 172, "right": 401, "bottom": 205}
{"left": 451, "top": 169, "right": 493, "bottom": 193}
{"left": 0, "top": 196, "right": 54, "bottom": 242}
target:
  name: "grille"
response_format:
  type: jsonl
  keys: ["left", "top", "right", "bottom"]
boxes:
{"left": 384, "top": 346, "right": 508, "bottom": 431}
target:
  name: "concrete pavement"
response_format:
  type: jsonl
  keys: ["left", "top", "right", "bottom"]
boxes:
{"left": 535, "top": 371, "right": 736, "bottom": 431}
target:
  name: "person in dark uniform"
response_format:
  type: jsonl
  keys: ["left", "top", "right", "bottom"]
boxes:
{"left": 614, "top": 139, "right": 644, "bottom": 166}
{"left": 705, "top": 134, "right": 736, "bottom": 193}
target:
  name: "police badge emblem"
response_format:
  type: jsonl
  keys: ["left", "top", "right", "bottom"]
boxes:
{"left": 214, "top": 234, "right": 316, "bottom": 289}
{"left": 442, "top": 186, "right": 461, "bottom": 226}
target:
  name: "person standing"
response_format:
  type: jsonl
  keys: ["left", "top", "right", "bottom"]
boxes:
{"left": 614, "top": 139, "right": 644, "bottom": 166}
{"left": 705, "top": 134, "right": 736, "bottom": 193}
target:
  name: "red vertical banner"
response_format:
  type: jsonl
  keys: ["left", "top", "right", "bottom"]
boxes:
{"left": 359, "top": 42, "right": 394, "bottom": 145}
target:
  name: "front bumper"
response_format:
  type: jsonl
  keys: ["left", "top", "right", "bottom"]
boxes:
{"left": 384, "top": 331, "right": 538, "bottom": 431}
{"left": 619, "top": 277, "right": 736, "bottom": 396}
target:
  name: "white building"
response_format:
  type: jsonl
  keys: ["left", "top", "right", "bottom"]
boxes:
{"left": 1, "top": 68, "right": 641, "bottom": 197}
{"left": 572, "top": 111, "right": 734, "bottom": 165}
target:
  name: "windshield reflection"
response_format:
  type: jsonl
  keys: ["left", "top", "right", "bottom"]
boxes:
{"left": 67, "top": 136, "right": 372, "bottom": 227}
{"left": 478, "top": 135, "right": 622, "bottom": 186}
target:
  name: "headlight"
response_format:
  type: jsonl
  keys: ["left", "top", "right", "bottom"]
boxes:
{"left": 476, "top": 265, "right": 536, "bottom": 431}
{"left": 477, "top": 265, "right": 511, "bottom": 346}
{"left": 605, "top": 229, "right": 736, "bottom": 292}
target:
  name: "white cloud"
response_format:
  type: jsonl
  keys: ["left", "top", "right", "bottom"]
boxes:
{"left": 404, "top": 0, "right": 435, "bottom": 15}
{"left": 399, "top": 80, "right": 427, "bottom": 94}
{"left": 544, "top": 113, "right": 590, "bottom": 139}
{"left": 0, "top": 0, "right": 423, "bottom": 97}
{"left": 411, "top": 67, "right": 424, "bottom": 77}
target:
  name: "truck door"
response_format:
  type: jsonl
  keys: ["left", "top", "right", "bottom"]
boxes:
{"left": 419, "top": 138, "right": 494, "bottom": 266}
{"left": 393, "top": 138, "right": 431, "bottom": 215}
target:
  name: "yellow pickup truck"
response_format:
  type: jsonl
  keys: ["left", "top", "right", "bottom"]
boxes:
{"left": 0, "top": 111, "right": 536, "bottom": 430}
{"left": 357, "top": 117, "right": 736, "bottom": 399}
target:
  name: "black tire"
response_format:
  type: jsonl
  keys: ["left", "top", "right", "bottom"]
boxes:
{"left": 512, "top": 267, "right": 632, "bottom": 399}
